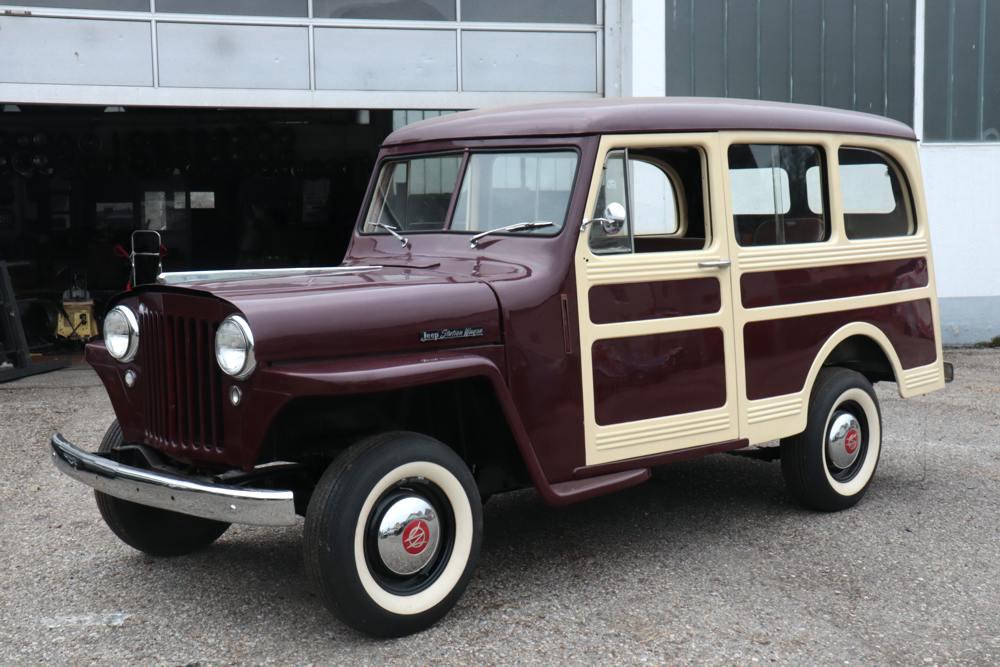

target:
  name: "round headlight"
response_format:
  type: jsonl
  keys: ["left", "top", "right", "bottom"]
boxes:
{"left": 104, "top": 305, "right": 139, "bottom": 362}
{"left": 215, "top": 315, "right": 256, "bottom": 380}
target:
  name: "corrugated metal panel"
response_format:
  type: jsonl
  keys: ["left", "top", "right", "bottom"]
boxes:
{"left": 924, "top": 0, "right": 1000, "bottom": 141}
{"left": 664, "top": 0, "right": 915, "bottom": 125}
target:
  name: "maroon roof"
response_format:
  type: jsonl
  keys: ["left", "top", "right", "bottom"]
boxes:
{"left": 383, "top": 97, "right": 916, "bottom": 146}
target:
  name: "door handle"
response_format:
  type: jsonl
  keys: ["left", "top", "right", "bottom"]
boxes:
{"left": 698, "top": 259, "right": 732, "bottom": 269}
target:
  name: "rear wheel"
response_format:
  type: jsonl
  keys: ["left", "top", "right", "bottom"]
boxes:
{"left": 780, "top": 368, "right": 882, "bottom": 511}
{"left": 94, "top": 421, "right": 230, "bottom": 557}
{"left": 304, "top": 431, "right": 483, "bottom": 637}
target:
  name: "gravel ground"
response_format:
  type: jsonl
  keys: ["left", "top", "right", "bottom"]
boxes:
{"left": 1, "top": 350, "right": 998, "bottom": 665}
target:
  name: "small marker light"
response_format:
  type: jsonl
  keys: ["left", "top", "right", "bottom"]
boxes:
{"left": 229, "top": 385, "right": 242, "bottom": 406}
{"left": 124, "top": 369, "right": 136, "bottom": 388}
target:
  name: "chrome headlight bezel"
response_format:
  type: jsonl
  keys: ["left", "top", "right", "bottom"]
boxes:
{"left": 104, "top": 305, "right": 139, "bottom": 363}
{"left": 215, "top": 315, "right": 256, "bottom": 380}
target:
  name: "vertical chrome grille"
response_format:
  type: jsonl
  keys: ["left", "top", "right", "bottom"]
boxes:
{"left": 139, "top": 310, "right": 225, "bottom": 453}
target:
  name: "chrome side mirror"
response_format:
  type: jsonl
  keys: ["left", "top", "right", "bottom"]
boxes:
{"left": 603, "top": 202, "right": 626, "bottom": 233}
{"left": 580, "top": 201, "right": 627, "bottom": 235}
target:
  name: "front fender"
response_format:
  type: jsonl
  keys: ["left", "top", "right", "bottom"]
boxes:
{"left": 245, "top": 347, "right": 557, "bottom": 503}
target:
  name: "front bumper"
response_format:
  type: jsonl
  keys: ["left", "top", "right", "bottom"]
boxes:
{"left": 50, "top": 433, "right": 297, "bottom": 527}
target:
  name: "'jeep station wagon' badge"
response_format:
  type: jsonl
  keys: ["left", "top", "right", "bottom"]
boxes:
{"left": 420, "top": 327, "right": 485, "bottom": 343}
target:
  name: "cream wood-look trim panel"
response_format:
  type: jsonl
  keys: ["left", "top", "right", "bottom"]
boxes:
{"left": 717, "top": 132, "right": 946, "bottom": 447}
{"left": 575, "top": 133, "right": 741, "bottom": 466}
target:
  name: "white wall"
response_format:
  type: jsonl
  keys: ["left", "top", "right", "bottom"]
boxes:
{"left": 621, "top": 0, "right": 663, "bottom": 97}
{"left": 920, "top": 145, "right": 1000, "bottom": 299}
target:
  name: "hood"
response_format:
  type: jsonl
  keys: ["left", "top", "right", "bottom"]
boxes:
{"left": 170, "top": 263, "right": 505, "bottom": 363}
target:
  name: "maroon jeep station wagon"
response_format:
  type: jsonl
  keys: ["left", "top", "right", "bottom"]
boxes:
{"left": 52, "top": 98, "right": 950, "bottom": 637}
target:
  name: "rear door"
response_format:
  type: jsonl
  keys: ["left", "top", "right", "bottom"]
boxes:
{"left": 573, "top": 133, "right": 740, "bottom": 467}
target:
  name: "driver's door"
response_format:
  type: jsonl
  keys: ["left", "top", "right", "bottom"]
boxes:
{"left": 574, "top": 133, "right": 740, "bottom": 466}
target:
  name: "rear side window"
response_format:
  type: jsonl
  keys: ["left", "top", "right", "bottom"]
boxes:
{"left": 729, "top": 144, "right": 829, "bottom": 247}
{"left": 839, "top": 148, "right": 915, "bottom": 239}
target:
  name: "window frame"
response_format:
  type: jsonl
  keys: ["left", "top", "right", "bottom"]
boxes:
{"left": 726, "top": 141, "right": 833, "bottom": 248}
{"left": 358, "top": 145, "right": 583, "bottom": 240}
{"left": 838, "top": 146, "right": 918, "bottom": 240}
{"left": 360, "top": 150, "right": 466, "bottom": 235}
{"left": 587, "top": 144, "right": 710, "bottom": 256}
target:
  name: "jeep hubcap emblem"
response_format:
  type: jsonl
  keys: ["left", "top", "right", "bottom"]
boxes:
{"left": 827, "top": 411, "right": 863, "bottom": 470}
{"left": 375, "top": 495, "right": 440, "bottom": 576}
{"left": 402, "top": 519, "right": 430, "bottom": 555}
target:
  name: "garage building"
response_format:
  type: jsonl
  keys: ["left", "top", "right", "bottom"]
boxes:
{"left": 0, "top": 0, "right": 995, "bottom": 357}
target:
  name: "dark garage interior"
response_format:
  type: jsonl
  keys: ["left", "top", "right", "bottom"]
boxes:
{"left": 0, "top": 105, "right": 400, "bottom": 361}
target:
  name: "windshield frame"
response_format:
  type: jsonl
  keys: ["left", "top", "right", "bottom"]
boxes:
{"left": 357, "top": 145, "right": 583, "bottom": 240}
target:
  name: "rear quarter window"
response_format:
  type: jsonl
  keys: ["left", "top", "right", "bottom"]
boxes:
{"left": 839, "top": 148, "right": 915, "bottom": 239}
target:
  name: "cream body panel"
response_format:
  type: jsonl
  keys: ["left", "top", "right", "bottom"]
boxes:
{"left": 575, "top": 133, "right": 740, "bottom": 466}
{"left": 717, "top": 132, "right": 946, "bottom": 447}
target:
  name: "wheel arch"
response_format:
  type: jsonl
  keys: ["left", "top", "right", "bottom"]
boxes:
{"left": 803, "top": 323, "right": 905, "bottom": 400}
{"left": 255, "top": 354, "right": 554, "bottom": 501}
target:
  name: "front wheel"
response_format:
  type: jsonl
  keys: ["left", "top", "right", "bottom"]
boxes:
{"left": 780, "top": 367, "right": 883, "bottom": 512}
{"left": 304, "top": 432, "right": 483, "bottom": 638}
{"left": 94, "top": 421, "right": 230, "bottom": 556}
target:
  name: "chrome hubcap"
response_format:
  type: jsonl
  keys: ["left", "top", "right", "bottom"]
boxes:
{"left": 827, "top": 411, "right": 863, "bottom": 470}
{"left": 375, "top": 495, "right": 441, "bottom": 576}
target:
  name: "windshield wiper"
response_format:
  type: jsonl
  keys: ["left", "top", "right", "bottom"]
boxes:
{"left": 373, "top": 222, "right": 410, "bottom": 248}
{"left": 469, "top": 221, "right": 555, "bottom": 248}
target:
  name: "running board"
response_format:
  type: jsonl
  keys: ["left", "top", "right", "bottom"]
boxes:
{"left": 547, "top": 469, "right": 650, "bottom": 506}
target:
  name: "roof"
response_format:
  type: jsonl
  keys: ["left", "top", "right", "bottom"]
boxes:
{"left": 382, "top": 97, "right": 916, "bottom": 146}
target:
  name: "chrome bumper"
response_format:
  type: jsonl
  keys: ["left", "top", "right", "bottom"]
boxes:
{"left": 50, "top": 433, "right": 297, "bottom": 527}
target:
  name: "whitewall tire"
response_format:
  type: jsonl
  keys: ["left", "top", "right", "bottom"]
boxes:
{"left": 781, "top": 368, "right": 883, "bottom": 511}
{"left": 304, "top": 432, "right": 483, "bottom": 637}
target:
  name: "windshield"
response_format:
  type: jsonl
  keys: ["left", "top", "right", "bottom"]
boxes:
{"left": 362, "top": 150, "right": 578, "bottom": 236}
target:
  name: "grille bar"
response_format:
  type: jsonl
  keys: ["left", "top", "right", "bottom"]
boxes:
{"left": 139, "top": 310, "right": 225, "bottom": 453}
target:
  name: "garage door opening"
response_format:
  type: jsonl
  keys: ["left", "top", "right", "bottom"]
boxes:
{"left": 0, "top": 105, "right": 453, "bottom": 359}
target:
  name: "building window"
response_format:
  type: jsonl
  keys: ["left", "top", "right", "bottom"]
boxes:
{"left": 839, "top": 148, "right": 914, "bottom": 239}
{"left": 924, "top": 0, "right": 1000, "bottom": 142}
{"left": 664, "top": 0, "right": 915, "bottom": 125}
{"left": 155, "top": 0, "right": 307, "bottom": 16}
{"left": 461, "top": 0, "right": 596, "bottom": 24}
{"left": 0, "top": 0, "right": 148, "bottom": 9}
{"left": 313, "top": 0, "right": 455, "bottom": 21}
{"left": 729, "top": 144, "right": 829, "bottom": 247}
{"left": 391, "top": 110, "right": 460, "bottom": 132}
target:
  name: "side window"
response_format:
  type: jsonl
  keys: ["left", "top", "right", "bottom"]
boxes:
{"left": 839, "top": 148, "right": 915, "bottom": 239}
{"left": 729, "top": 144, "right": 829, "bottom": 247}
{"left": 589, "top": 150, "right": 631, "bottom": 254}
{"left": 589, "top": 146, "right": 708, "bottom": 255}
{"left": 631, "top": 160, "right": 680, "bottom": 237}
